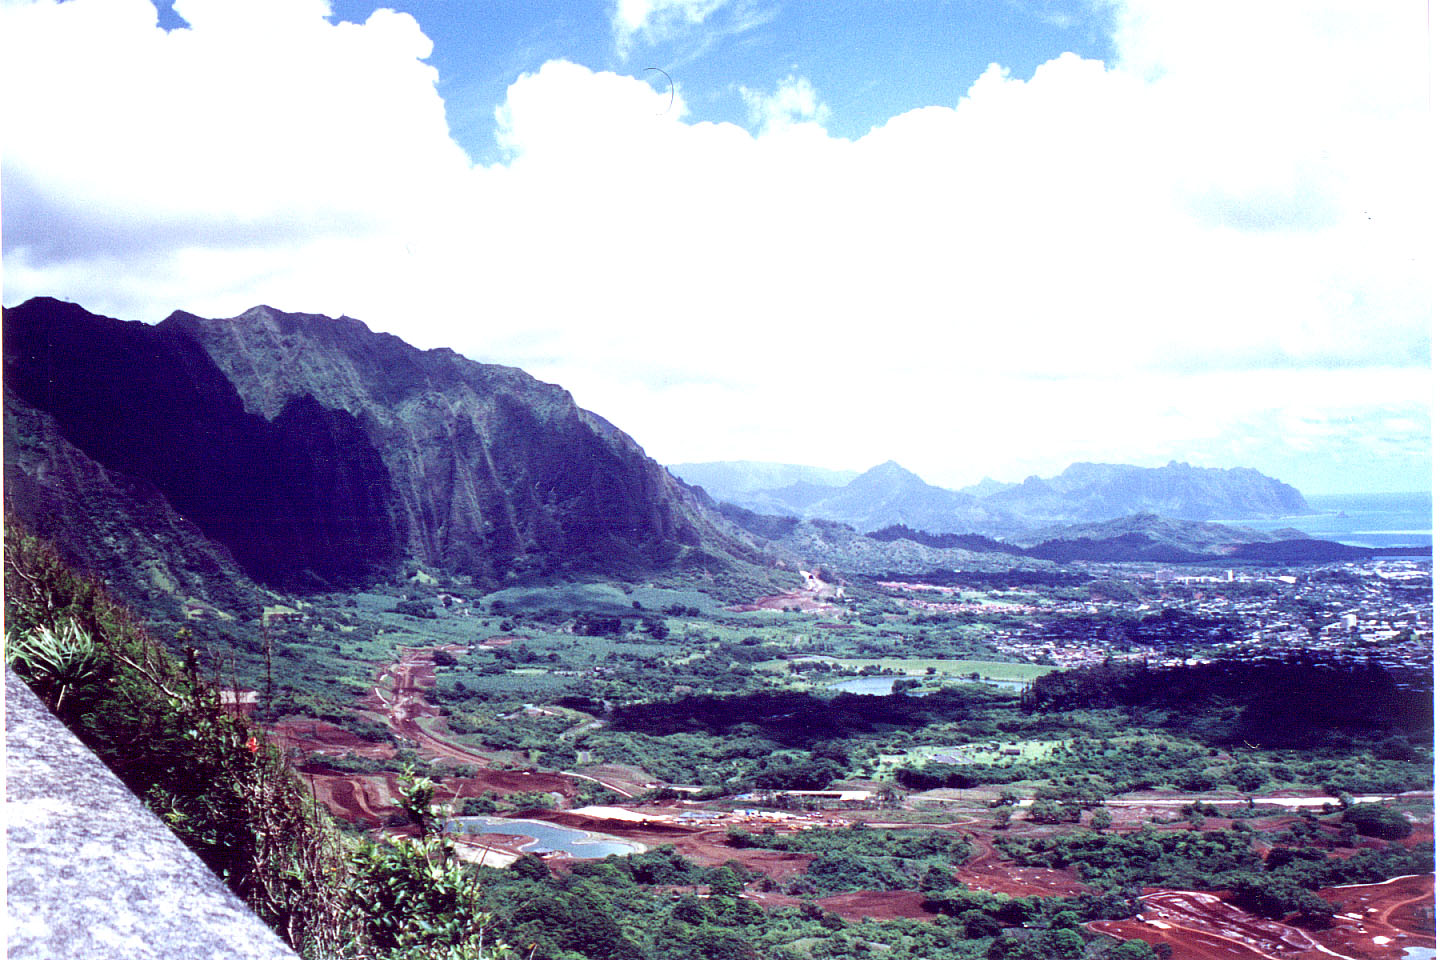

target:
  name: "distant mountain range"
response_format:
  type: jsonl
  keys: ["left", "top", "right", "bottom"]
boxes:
{"left": 721, "top": 506, "right": 1398, "bottom": 578}
{"left": 666, "top": 462, "right": 859, "bottom": 505}
{"left": 4, "top": 298, "right": 764, "bottom": 608}
{"left": 670, "top": 459, "right": 1312, "bottom": 537}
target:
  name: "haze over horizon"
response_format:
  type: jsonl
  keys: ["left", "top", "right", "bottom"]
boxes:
{"left": 665, "top": 457, "right": 1431, "bottom": 501}
{"left": 1, "top": 0, "right": 1430, "bottom": 496}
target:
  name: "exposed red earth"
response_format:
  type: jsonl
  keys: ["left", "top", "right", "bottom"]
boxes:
{"left": 1089, "top": 875, "right": 1436, "bottom": 960}
{"left": 271, "top": 719, "right": 395, "bottom": 759}
{"left": 541, "top": 811, "right": 1094, "bottom": 905}
{"left": 1314, "top": 874, "right": 1436, "bottom": 958}
{"left": 953, "top": 827, "right": 1091, "bottom": 897}
{"left": 748, "top": 890, "right": 938, "bottom": 922}
{"left": 1091, "top": 889, "right": 1332, "bottom": 960}
{"left": 301, "top": 771, "right": 402, "bottom": 826}
{"left": 479, "top": 636, "right": 516, "bottom": 646}
{"left": 533, "top": 811, "right": 817, "bottom": 881}
{"left": 730, "top": 569, "right": 843, "bottom": 613}
{"left": 814, "top": 890, "right": 937, "bottom": 921}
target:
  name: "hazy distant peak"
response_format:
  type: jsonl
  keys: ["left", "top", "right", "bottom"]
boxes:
{"left": 667, "top": 461, "right": 859, "bottom": 501}
{"left": 859, "top": 460, "right": 924, "bottom": 482}
{"left": 959, "top": 476, "right": 1015, "bottom": 498}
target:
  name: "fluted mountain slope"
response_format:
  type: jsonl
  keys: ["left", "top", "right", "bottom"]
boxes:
{"left": 4, "top": 298, "right": 757, "bottom": 594}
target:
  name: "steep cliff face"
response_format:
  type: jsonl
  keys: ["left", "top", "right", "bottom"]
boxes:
{"left": 4, "top": 390, "right": 262, "bottom": 611}
{"left": 4, "top": 298, "right": 752, "bottom": 593}
{"left": 4, "top": 299, "right": 402, "bottom": 590}
{"left": 159, "top": 305, "right": 741, "bottom": 580}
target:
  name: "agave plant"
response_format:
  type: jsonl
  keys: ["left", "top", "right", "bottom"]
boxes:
{"left": 4, "top": 619, "right": 102, "bottom": 711}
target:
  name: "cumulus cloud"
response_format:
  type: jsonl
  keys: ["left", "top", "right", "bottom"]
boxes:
{"left": 0, "top": 0, "right": 1429, "bottom": 492}
{"left": 740, "top": 74, "right": 830, "bottom": 134}
{"left": 1, "top": 0, "right": 467, "bottom": 269}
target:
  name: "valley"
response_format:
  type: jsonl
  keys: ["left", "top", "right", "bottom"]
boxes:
{"left": 3, "top": 298, "right": 1432, "bottom": 960}
{"left": 184, "top": 552, "right": 1431, "bottom": 960}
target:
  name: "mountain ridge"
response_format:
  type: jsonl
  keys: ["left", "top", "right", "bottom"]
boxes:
{"left": 4, "top": 298, "right": 763, "bottom": 601}
{"left": 677, "top": 458, "right": 1312, "bottom": 536}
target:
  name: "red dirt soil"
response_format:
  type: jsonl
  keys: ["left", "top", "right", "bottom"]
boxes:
{"left": 955, "top": 829, "right": 1091, "bottom": 897}
{"left": 1314, "top": 874, "right": 1436, "bottom": 958}
{"left": 817, "top": 890, "right": 936, "bottom": 922}
{"left": 301, "top": 771, "right": 401, "bottom": 826}
{"left": 749, "top": 890, "right": 938, "bottom": 922}
{"left": 300, "top": 763, "right": 581, "bottom": 824}
{"left": 479, "top": 636, "right": 515, "bottom": 646}
{"left": 537, "top": 813, "right": 1093, "bottom": 906}
{"left": 1091, "top": 889, "right": 1328, "bottom": 960}
{"left": 357, "top": 645, "right": 504, "bottom": 769}
{"left": 289, "top": 644, "right": 594, "bottom": 823}
{"left": 1089, "top": 876, "right": 1436, "bottom": 960}
{"left": 271, "top": 719, "right": 395, "bottom": 759}
{"left": 443, "top": 770, "right": 576, "bottom": 799}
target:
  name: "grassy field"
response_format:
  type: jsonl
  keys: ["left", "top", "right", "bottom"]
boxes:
{"left": 875, "top": 739, "right": 1068, "bottom": 776}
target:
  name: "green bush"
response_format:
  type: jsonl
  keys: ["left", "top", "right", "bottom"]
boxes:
{"left": 348, "top": 771, "right": 511, "bottom": 959}
{"left": 1342, "top": 803, "right": 1413, "bottom": 840}
{"left": 4, "top": 525, "right": 351, "bottom": 954}
{"left": 3, "top": 523, "right": 513, "bottom": 959}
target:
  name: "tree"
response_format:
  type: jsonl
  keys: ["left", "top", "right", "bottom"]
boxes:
{"left": 707, "top": 866, "right": 746, "bottom": 897}
{"left": 1029, "top": 798, "right": 1063, "bottom": 823}
{"left": 1091, "top": 808, "right": 1114, "bottom": 832}
{"left": 1031, "top": 929, "right": 1085, "bottom": 959}
{"left": 1342, "top": 803, "right": 1412, "bottom": 840}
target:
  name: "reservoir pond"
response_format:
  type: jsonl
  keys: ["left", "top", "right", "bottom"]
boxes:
{"left": 447, "top": 817, "right": 643, "bottom": 858}
{"left": 829, "top": 676, "right": 1027, "bottom": 696}
{"left": 830, "top": 676, "right": 900, "bottom": 695}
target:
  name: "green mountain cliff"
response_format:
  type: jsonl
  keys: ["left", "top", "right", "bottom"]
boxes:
{"left": 3, "top": 298, "right": 760, "bottom": 602}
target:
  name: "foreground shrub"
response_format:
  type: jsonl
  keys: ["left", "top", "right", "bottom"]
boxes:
{"left": 4, "top": 523, "right": 508, "bottom": 959}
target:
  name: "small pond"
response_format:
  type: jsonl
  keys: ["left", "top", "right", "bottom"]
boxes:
{"left": 446, "top": 817, "right": 643, "bottom": 858}
{"left": 829, "top": 676, "right": 1027, "bottom": 696}
{"left": 829, "top": 676, "right": 899, "bottom": 695}
{"left": 972, "top": 678, "right": 1027, "bottom": 691}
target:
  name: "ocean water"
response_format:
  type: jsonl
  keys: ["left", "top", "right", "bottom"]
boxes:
{"left": 1229, "top": 491, "right": 1432, "bottom": 551}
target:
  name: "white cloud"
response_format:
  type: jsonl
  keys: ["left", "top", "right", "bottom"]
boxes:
{"left": 1, "top": 0, "right": 467, "bottom": 271}
{"left": 611, "top": 0, "right": 731, "bottom": 53}
{"left": 0, "top": 0, "right": 1429, "bottom": 493}
{"left": 739, "top": 74, "right": 830, "bottom": 134}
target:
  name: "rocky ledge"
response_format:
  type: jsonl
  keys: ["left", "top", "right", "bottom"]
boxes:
{"left": 5, "top": 669, "right": 297, "bottom": 959}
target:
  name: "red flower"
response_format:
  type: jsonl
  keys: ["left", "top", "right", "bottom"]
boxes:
{"left": 244, "top": 736, "right": 260, "bottom": 754}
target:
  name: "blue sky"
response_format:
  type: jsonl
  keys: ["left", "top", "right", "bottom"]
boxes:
{"left": 308, "top": 0, "right": 1115, "bottom": 163}
{"left": 1, "top": 0, "right": 1431, "bottom": 495}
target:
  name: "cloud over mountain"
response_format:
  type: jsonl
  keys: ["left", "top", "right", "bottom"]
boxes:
{"left": 0, "top": 0, "right": 1429, "bottom": 492}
